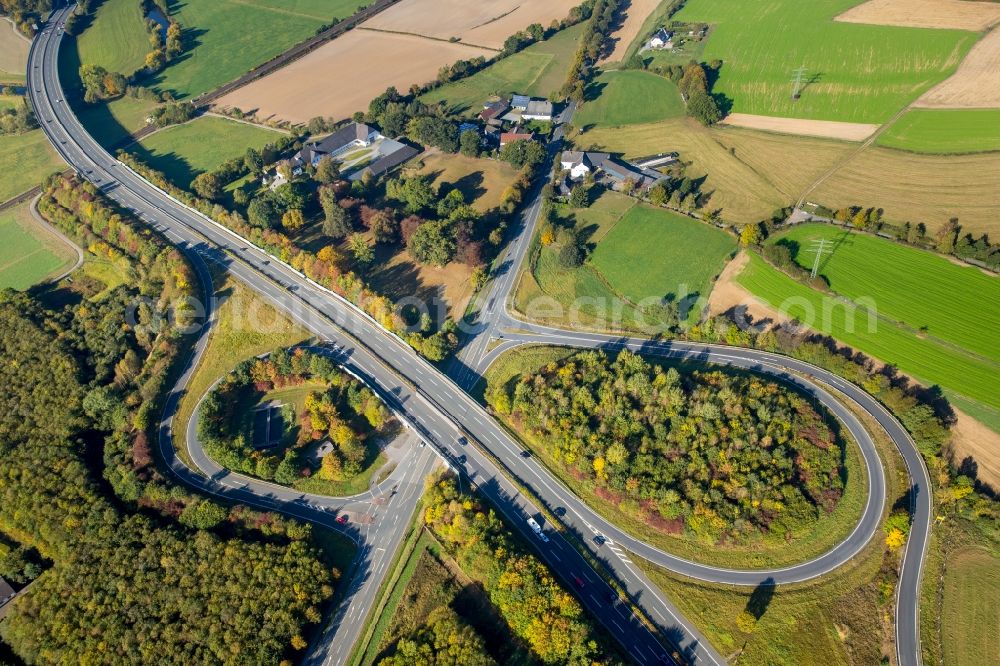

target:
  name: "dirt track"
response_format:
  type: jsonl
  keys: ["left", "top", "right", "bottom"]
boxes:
{"left": 720, "top": 113, "right": 880, "bottom": 141}
{"left": 916, "top": 27, "right": 1000, "bottom": 108}
{"left": 835, "top": 0, "right": 1000, "bottom": 31}
{"left": 360, "top": 0, "right": 579, "bottom": 49}
{"left": 215, "top": 30, "right": 492, "bottom": 124}
{"left": 600, "top": 0, "right": 661, "bottom": 64}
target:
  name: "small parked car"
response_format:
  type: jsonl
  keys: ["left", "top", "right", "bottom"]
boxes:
{"left": 336, "top": 515, "right": 349, "bottom": 525}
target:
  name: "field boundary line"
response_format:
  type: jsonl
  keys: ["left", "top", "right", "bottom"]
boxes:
{"left": 355, "top": 26, "right": 500, "bottom": 52}
{"left": 27, "top": 193, "right": 84, "bottom": 282}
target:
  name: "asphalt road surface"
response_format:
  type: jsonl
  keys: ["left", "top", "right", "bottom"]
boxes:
{"left": 29, "top": 6, "right": 932, "bottom": 666}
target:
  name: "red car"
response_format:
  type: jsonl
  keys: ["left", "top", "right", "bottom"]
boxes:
{"left": 336, "top": 515, "right": 349, "bottom": 525}
{"left": 573, "top": 575, "right": 585, "bottom": 588}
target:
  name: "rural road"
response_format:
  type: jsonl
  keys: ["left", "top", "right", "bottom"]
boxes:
{"left": 29, "top": 5, "right": 932, "bottom": 666}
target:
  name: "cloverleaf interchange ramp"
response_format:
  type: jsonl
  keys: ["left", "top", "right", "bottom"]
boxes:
{"left": 28, "top": 5, "right": 932, "bottom": 665}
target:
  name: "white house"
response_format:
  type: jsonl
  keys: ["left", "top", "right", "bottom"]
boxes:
{"left": 560, "top": 151, "right": 608, "bottom": 180}
{"left": 648, "top": 28, "right": 673, "bottom": 49}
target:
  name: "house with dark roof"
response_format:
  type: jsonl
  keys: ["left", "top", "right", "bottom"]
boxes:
{"left": 348, "top": 141, "right": 421, "bottom": 182}
{"left": 648, "top": 27, "right": 673, "bottom": 49}
{"left": 560, "top": 151, "right": 609, "bottom": 180}
{"left": 511, "top": 94, "right": 530, "bottom": 110}
{"left": 296, "top": 122, "right": 381, "bottom": 168}
{"left": 479, "top": 99, "right": 509, "bottom": 123}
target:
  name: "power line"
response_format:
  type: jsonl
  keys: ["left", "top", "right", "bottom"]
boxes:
{"left": 791, "top": 65, "right": 807, "bottom": 100}
{"left": 809, "top": 238, "right": 828, "bottom": 278}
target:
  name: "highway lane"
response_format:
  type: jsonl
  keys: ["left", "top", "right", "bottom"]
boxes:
{"left": 29, "top": 8, "right": 688, "bottom": 664}
{"left": 30, "top": 6, "right": 930, "bottom": 665}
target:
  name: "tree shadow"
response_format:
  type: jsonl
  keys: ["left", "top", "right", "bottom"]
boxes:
{"left": 745, "top": 577, "right": 776, "bottom": 620}
{"left": 449, "top": 170, "right": 486, "bottom": 204}
{"left": 583, "top": 80, "right": 608, "bottom": 104}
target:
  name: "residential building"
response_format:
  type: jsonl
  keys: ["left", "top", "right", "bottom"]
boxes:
{"left": 648, "top": 27, "right": 673, "bottom": 49}
{"left": 511, "top": 94, "right": 530, "bottom": 110}
{"left": 560, "top": 150, "right": 609, "bottom": 180}
{"left": 479, "top": 99, "right": 509, "bottom": 123}
{"left": 560, "top": 150, "right": 665, "bottom": 190}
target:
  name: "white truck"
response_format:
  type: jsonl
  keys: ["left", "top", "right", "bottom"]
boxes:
{"left": 527, "top": 517, "right": 549, "bottom": 543}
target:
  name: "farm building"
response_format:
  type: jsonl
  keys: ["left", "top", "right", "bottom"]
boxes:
{"left": 479, "top": 99, "right": 509, "bottom": 123}
{"left": 511, "top": 94, "right": 531, "bottom": 110}
{"left": 560, "top": 150, "right": 665, "bottom": 190}
{"left": 648, "top": 28, "right": 673, "bottom": 49}
{"left": 296, "top": 122, "right": 382, "bottom": 168}
{"left": 350, "top": 142, "right": 421, "bottom": 181}
{"left": 560, "top": 150, "right": 609, "bottom": 180}
{"left": 523, "top": 100, "right": 554, "bottom": 121}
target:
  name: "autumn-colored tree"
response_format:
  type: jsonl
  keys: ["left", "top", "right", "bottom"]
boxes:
{"left": 282, "top": 209, "right": 306, "bottom": 231}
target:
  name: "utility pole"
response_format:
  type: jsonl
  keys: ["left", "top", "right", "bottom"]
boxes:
{"left": 791, "top": 65, "right": 807, "bottom": 100}
{"left": 809, "top": 238, "right": 828, "bottom": 278}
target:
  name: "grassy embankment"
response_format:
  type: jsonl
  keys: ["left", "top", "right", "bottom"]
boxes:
{"left": 481, "top": 344, "right": 870, "bottom": 570}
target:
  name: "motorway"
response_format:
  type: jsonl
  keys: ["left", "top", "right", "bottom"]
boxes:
{"left": 29, "top": 5, "right": 932, "bottom": 666}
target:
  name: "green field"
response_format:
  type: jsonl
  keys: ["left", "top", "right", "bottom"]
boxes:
{"left": 148, "top": 0, "right": 371, "bottom": 99}
{"left": 942, "top": 547, "right": 1000, "bottom": 666}
{"left": 419, "top": 22, "right": 585, "bottom": 114}
{"left": 76, "top": 94, "right": 159, "bottom": 148}
{"left": 75, "top": 0, "right": 150, "bottom": 76}
{"left": 672, "top": 0, "right": 977, "bottom": 123}
{"left": 736, "top": 251, "right": 1000, "bottom": 424}
{"left": 517, "top": 191, "right": 735, "bottom": 331}
{"left": 589, "top": 204, "right": 735, "bottom": 307}
{"left": 574, "top": 70, "right": 685, "bottom": 129}
{"left": 877, "top": 109, "right": 1000, "bottom": 154}
{"left": 0, "top": 129, "right": 64, "bottom": 202}
{"left": 0, "top": 202, "right": 76, "bottom": 290}
{"left": 135, "top": 115, "right": 283, "bottom": 188}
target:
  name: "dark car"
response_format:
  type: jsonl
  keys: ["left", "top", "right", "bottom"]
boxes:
{"left": 573, "top": 575, "right": 585, "bottom": 588}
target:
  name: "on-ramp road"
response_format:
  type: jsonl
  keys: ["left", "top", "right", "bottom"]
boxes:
{"left": 30, "top": 6, "right": 932, "bottom": 666}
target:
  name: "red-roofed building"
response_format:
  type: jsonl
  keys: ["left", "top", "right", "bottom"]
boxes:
{"left": 500, "top": 131, "right": 534, "bottom": 147}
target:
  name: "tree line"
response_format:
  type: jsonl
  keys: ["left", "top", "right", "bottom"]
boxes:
{"left": 0, "top": 175, "right": 338, "bottom": 663}
{"left": 561, "top": 0, "right": 623, "bottom": 103}
{"left": 198, "top": 347, "right": 389, "bottom": 486}
{"left": 488, "top": 349, "right": 844, "bottom": 543}
{"left": 0, "top": 0, "right": 49, "bottom": 35}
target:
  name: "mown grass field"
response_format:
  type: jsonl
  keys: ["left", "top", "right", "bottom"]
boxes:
{"left": 589, "top": 204, "right": 735, "bottom": 312}
{"left": 776, "top": 224, "right": 999, "bottom": 362}
{"left": 482, "top": 344, "right": 869, "bottom": 569}
{"left": 0, "top": 129, "right": 64, "bottom": 202}
{"left": 941, "top": 547, "right": 1000, "bottom": 666}
{"left": 519, "top": 190, "right": 735, "bottom": 332}
{"left": 76, "top": 94, "right": 159, "bottom": 148}
{"left": 574, "top": 70, "right": 684, "bottom": 129}
{"left": 0, "top": 202, "right": 76, "bottom": 290}
{"left": 877, "top": 109, "right": 1000, "bottom": 154}
{"left": 575, "top": 117, "right": 852, "bottom": 223}
{"left": 672, "top": 0, "right": 976, "bottom": 123}
{"left": 736, "top": 252, "right": 1000, "bottom": 422}
{"left": 419, "top": 22, "right": 584, "bottom": 115}
{"left": 149, "top": 0, "right": 371, "bottom": 99}
{"left": 135, "top": 115, "right": 283, "bottom": 188}
{"left": 75, "top": 0, "right": 150, "bottom": 76}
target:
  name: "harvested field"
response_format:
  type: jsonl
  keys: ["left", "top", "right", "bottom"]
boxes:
{"left": 835, "top": 0, "right": 1000, "bottom": 31}
{"left": 601, "top": 0, "right": 662, "bottom": 63}
{"left": 576, "top": 117, "right": 852, "bottom": 223}
{"left": 361, "top": 0, "right": 580, "bottom": 50}
{"left": 941, "top": 547, "right": 1000, "bottom": 666}
{"left": 215, "top": 31, "right": 492, "bottom": 124}
{"left": 706, "top": 250, "right": 791, "bottom": 326}
{"left": 720, "top": 113, "right": 879, "bottom": 141}
{"left": 0, "top": 18, "right": 28, "bottom": 82}
{"left": 811, "top": 145, "right": 1000, "bottom": 235}
{"left": 949, "top": 410, "right": 1000, "bottom": 490}
{"left": 916, "top": 27, "right": 1000, "bottom": 108}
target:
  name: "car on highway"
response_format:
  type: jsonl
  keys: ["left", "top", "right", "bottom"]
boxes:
{"left": 526, "top": 516, "right": 549, "bottom": 542}
{"left": 573, "top": 575, "right": 585, "bottom": 588}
